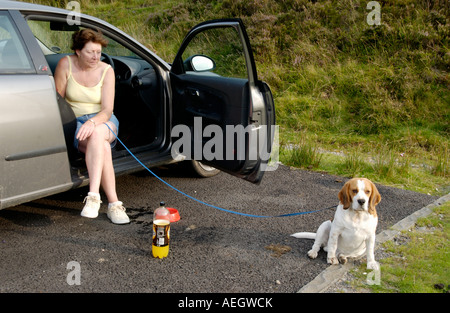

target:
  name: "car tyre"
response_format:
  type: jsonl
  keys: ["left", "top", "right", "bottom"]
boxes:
{"left": 189, "top": 160, "right": 220, "bottom": 178}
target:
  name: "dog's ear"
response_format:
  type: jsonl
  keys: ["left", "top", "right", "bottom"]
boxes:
{"left": 338, "top": 181, "right": 351, "bottom": 210}
{"left": 368, "top": 181, "right": 381, "bottom": 215}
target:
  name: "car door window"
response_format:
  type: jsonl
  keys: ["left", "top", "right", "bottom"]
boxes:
{"left": 181, "top": 27, "right": 248, "bottom": 79}
{"left": 0, "top": 12, "right": 33, "bottom": 72}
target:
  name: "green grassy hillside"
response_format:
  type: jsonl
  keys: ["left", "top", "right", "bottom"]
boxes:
{"left": 27, "top": 0, "right": 449, "bottom": 194}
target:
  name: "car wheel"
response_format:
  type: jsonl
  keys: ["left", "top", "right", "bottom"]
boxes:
{"left": 189, "top": 160, "right": 220, "bottom": 178}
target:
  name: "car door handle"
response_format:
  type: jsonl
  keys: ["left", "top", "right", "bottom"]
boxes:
{"left": 187, "top": 88, "right": 200, "bottom": 97}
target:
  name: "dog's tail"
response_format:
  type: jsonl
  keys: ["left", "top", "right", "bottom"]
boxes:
{"left": 290, "top": 232, "right": 316, "bottom": 240}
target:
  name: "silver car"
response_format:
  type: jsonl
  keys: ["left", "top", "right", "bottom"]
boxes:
{"left": 0, "top": 1, "right": 275, "bottom": 210}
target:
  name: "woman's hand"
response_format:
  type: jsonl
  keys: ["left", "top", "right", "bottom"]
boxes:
{"left": 76, "top": 119, "right": 96, "bottom": 142}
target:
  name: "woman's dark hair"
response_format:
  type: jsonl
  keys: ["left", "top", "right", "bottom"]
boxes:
{"left": 71, "top": 29, "right": 108, "bottom": 51}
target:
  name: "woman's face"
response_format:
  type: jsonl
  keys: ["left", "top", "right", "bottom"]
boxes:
{"left": 77, "top": 41, "right": 102, "bottom": 69}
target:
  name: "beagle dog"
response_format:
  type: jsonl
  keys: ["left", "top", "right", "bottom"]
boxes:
{"left": 291, "top": 178, "right": 381, "bottom": 270}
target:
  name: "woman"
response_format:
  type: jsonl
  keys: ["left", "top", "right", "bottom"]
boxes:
{"left": 55, "top": 29, "right": 129, "bottom": 224}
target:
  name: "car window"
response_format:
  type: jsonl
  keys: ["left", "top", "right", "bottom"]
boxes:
{"left": 181, "top": 27, "right": 247, "bottom": 79}
{"left": 0, "top": 12, "right": 33, "bottom": 73}
{"left": 27, "top": 20, "right": 140, "bottom": 58}
{"left": 27, "top": 20, "right": 72, "bottom": 54}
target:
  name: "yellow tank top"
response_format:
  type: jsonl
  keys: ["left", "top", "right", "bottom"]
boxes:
{"left": 65, "top": 55, "right": 111, "bottom": 117}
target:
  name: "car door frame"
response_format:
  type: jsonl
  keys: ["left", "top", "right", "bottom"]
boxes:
{"left": 170, "top": 18, "right": 275, "bottom": 184}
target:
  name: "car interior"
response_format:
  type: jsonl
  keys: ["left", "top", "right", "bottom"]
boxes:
{"left": 26, "top": 19, "right": 164, "bottom": 164}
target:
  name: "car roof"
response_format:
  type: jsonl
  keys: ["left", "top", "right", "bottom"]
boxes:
{"left": 0, "top": 0, "right": 68, "bottom": 14}
{"left": 0, "top": 0, "right": 108, "bottom": 26}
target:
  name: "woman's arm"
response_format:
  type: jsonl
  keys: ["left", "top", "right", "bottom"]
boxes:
{"left": 54, "top": 56, "right": 69, "bottom": 97}
{"left": 91, "top": 66, "right": 115, "bottom": 125}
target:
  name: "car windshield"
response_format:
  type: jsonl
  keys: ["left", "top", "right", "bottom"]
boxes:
{"left": 27, "top": 20, "right": 141, "bottom": 59}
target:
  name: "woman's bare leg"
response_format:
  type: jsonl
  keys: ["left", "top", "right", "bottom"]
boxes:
{"left": 78, "top": 122, "right": 117, "bottom": 200}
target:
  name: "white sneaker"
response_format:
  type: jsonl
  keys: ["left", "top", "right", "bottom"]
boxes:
{"left": 81, "top": 193, "right": 102, "bottom": 218}
{"left": 107, "top": 201, "right": 130, "bottom": 224}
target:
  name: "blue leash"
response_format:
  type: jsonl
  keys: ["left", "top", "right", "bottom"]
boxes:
{"left": 105, "top": 123, "right": 334, "bottom": 218}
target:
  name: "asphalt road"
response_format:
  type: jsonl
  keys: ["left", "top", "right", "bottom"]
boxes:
{"left": 0, "top": 164, "right": 438, "bottom": 293}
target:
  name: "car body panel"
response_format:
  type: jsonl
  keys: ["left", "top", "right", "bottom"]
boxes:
{"left": 0, "top": 74, "right": 72, "bottom": 209}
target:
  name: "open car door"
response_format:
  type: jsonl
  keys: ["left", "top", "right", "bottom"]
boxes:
{"left": 170, "top": 19, "right": 275, "bottom": 184}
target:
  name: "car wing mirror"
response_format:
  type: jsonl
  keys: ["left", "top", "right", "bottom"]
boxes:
{"left": 184, "top": 55, "right": 216, "bottom": 72}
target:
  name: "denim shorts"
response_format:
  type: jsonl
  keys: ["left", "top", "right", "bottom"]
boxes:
{"left": 74, "top": 113, "right": 119, "bottom": 150}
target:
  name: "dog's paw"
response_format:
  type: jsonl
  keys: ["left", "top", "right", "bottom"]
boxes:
{"left": 367, "top": 260, "right": 380, "bottom": 271}
{"left": 327, "top": 256, "right": 339, "bottom": 265}
{"left": 307, "top": 249, "right": 318, "bottom": 259}
{"left": 338, "top": 254, "right": 348, "bottom": 264}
